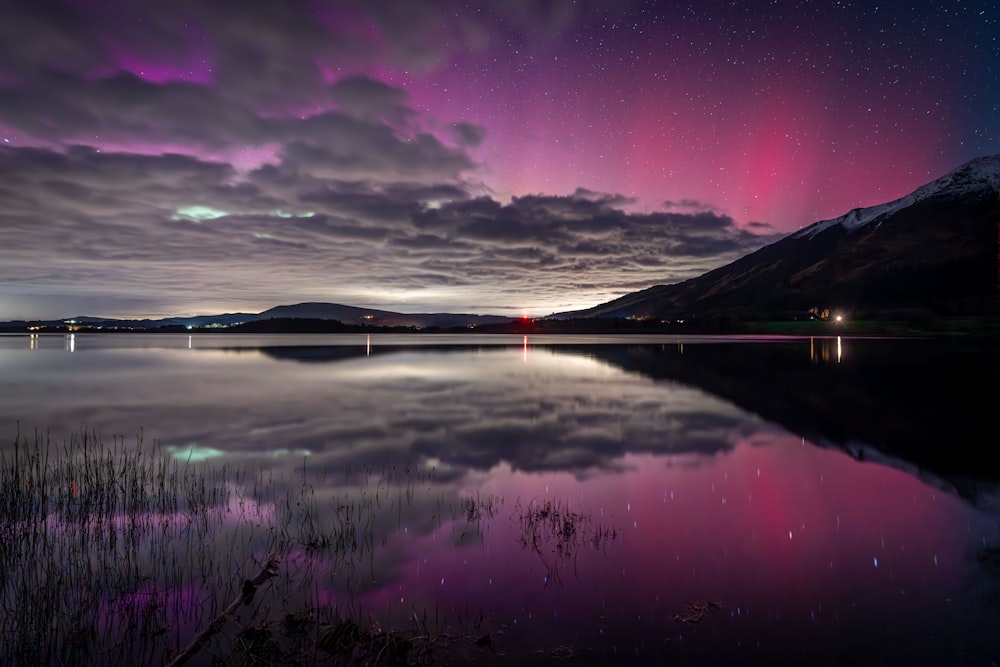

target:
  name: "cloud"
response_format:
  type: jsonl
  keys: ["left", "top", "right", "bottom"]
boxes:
{"left": 0, "top": 2, "right": 777, "bottom": 319}
{"left": 276, "top": 119, "right": 476, "bottom": 181}
{"left": 413, "top": 193, "right": 774, "bottom": 262}
{"left": 745, "top": 220, "right": 781, "bottom": 234}
{"left": 0, "top": 0, "right": 624, "bottom": 117}
{"left": 0, "top": 140, "right": 779, "bottom": 318}
{"left": 328, "top": 75, "right": 413, "bottom": 123}
{"left": 0, "top": 73, "right": 476, "bottom": 184}
{"left": 662, "top": 198, "right": 719, "bottom": 213}
{"left": 449, "top": 122, "right": 487, "bottom": 147}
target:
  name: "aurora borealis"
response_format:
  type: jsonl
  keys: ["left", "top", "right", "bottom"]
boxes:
{"left": 0, "top": 0, "right": 997, "bottom": 319}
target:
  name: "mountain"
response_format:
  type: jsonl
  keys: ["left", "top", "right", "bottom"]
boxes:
{"left": 553, "top": 155, "right": 1000, "bottom": 321}
{"left": 256, "top": 302, "right": 510, "bottom": 328}
{"left": 20, "top": 302, "right": 511, "bottom": 330}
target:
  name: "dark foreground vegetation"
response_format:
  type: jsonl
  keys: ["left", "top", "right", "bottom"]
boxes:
{"left": 0, "top": 431, "right": 615, "bottom": 666}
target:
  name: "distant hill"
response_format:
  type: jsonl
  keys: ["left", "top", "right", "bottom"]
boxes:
{"left": 552, "top": 154, "right": 1000, "bottom": 322}
{"left": 15, "top": 303, "right": 512, "bottom": 331}
{"left": 256, "top": 302, "right": 510, "bottom": 329}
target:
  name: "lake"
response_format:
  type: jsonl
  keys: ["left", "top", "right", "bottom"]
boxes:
{"left": 1, "top": 332, "right": 998, "bottom": 665}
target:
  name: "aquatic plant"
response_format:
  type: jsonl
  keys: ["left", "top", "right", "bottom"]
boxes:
{"left": 0, "top": 431, "right": 560, "bottom": 665}
{"left": 514, "top": 497, "right": 618, "bottom": 588}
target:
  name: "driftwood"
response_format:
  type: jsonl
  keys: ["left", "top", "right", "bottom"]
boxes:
{"left": 165, "top": 554, "right": 282, "bottom": 667}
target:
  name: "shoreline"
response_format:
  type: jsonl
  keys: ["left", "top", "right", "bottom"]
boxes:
{"left": 3, "top": 314, "right": 1000, "bottom": 337}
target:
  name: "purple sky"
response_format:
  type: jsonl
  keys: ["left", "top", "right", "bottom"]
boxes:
{"left": 1, "top": 0, "right": 997, "bottom": 319}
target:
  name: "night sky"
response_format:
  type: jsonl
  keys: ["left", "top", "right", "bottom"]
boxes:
{"left": 1, "top": 0, "right": 997, "bottom": 319}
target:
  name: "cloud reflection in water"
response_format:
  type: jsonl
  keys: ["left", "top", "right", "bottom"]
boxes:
{"left": 1, "top": 334, "right": 999, "bottom": 665}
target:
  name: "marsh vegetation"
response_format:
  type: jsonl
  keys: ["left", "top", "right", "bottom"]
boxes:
{"left": 0, "top": 430, "right": 617, "bottom": 665}
{"left": 4, "top": 335, "right": 1000, "bottom": 665}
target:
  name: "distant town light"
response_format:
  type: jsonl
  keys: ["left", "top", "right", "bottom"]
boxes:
{"left": 835, "top": 315, "right": 843, "bottom": 323}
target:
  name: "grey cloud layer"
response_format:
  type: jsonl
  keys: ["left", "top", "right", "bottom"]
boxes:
{"left": 0, "top": 0, "right": 631, "bottom": 84}
{"left": 0, "top": 1, "right": 775, "bottom": 317}
{"left": 0, "top": 0, "right": 624, "bottom": 146}
{"left": 0, "top": 138, "right": 776, "bottom": 317}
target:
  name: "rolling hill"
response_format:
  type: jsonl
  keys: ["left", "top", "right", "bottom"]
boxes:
{"left": 15, "top": 303, "right": 511, "bottom": 330}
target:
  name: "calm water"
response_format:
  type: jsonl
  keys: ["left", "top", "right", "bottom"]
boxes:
{"left": 2, "top": 333, "right": 999, "bottom": 665}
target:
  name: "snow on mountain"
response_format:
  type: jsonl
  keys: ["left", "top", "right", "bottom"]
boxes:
{"left": 793, "top": 154, "right": 1000, "bottom": 240}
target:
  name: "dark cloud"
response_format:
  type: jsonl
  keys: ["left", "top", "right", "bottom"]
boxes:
{"left": 413, "top": 193, "right": 773, "bottom": 261}
{"left": 329, "top": 75, "right": 415, "bottom": 125}
{"left": 0, "top": 140, "right": 778, "bottom": 318}
{"left": 449, "top": 122, "right": 487, "bottom": 147}
{"left": 746, "top": 220, "right": 780, "bottom": 234}
{"left": 662, "top": 198, "right": 719, "bottom": 213}
{"left": 0, "top": 2, "right": 780, "bottom": 319}
{"left": 0, "top": 72, "right": 262, "bottom": 149}
{"left": 0, "top": 0, "right": 622, "bottom": 115}
{"left": 0, "top": 75, "right": 476, "bottom": 186}
{"left": 277, "top": 118, "right": 476, "bottom": 180}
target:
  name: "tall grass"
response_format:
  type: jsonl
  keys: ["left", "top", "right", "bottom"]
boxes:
{"left": 0, "top": 430, "right": 254, "bottom": 664}
{"left": 0, "top": 430, "right": 616, "bottom": 665}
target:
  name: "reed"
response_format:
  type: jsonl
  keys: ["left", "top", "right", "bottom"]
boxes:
{"left": 0, "top": 430, "right": 616, "bottom": 665}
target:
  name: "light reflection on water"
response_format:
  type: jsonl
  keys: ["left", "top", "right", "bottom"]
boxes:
{"left": 0, "top": 333, "right": 998, "bottom": 665}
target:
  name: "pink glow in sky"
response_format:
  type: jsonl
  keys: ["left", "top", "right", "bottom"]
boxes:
{"left": 383, "top": 6, "right": 965, "bottom": 230}
{"left": 0, "top": 0, "right": 997, "bottom": 318}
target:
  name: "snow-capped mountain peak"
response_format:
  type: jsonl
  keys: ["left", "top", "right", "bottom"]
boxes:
{"left": 793, "top": 154, "right": 1000, "bottom": 240}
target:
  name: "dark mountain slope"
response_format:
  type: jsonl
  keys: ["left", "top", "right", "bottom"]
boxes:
{"left": 555, "top": 155, "right": 1000, "bottom": 320}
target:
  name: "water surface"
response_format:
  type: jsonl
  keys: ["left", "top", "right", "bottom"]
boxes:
{"left": 1, "top": 333, "right": 998, "bottom": 665}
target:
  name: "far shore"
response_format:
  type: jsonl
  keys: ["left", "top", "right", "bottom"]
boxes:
{"left": 3, "top": 314, "right": 1000, "bottom": 337}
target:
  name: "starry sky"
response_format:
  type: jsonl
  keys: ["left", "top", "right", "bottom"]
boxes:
{"left": 1, "top": 0, "right": 997, "bottom": 320}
